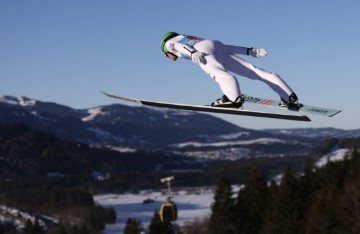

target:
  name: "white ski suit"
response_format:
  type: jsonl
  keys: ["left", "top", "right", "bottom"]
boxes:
{"left": 164, "top": 34, "right": 295, "bottom": 102}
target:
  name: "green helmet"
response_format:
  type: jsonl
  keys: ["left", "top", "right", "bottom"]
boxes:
{"left": 160, "top": 32, "right": 179, "bottom": 53}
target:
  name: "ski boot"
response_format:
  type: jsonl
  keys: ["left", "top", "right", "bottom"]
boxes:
{"left": 280, "top": 93, "right": 302, "bottom": 109}
{"left": 211, "top": 95, "right": 243, "bottom": 109}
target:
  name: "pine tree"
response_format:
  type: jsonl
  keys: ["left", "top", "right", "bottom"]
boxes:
{"left": 305, "top": 179, "right": 339, "bottom": 233}
{"left": 299, "top": 159, "right": 320, "bottom": 215}
{"left": 261, "top": 166, "right": 301, "bottom": 234}
{"left": 209, "top": 175, "right": 235, "bottom": 234}
{"left": 236, "top": 166, "right": 268, "bottom": 233}
{"left": 335, "top": 176, "right": 360, "bottom": 234}
{"left": 33, "top": 219, "right": 45, "bottom": 234}
{"left": 124, "top": 218, "right": 143, "bottom": 234}
{"left": 148, "top": 210, "right": 173, "bottom": 234}
{"left": 260, "top": 180, "right": 279, "bottom": 234}
{"left": 343, "top": 149, "right": 360, "bottom": 183}
{"left": 0, "top": 221, "right": 16, "bottom": 234}
{"left": 307, "top": 149, "right": 360, "bottom": 234}
{"left": 24, "top": 219, "right": 44, "bottom": 234}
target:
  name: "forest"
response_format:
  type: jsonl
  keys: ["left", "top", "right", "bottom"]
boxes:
{"left": 122, "top": 149, "right": 360, "bottom": 234}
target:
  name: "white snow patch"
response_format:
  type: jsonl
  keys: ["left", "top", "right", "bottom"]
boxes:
{"left": 182, "top": 148, "right": 250, "bottom": 161}
{"left": 174, "top": 138, "right": 286, "bottom": 148}
{"left": 271, "top": 174, "right": 283, "bottom": 185}
{"left": 82, "top": 107, "right": 108, "bottom": 122}
{"left": 216, "top": 131, "right": 250, "bottom": 140}
{"left": 107, "top": 146, "right": 137, "bottom": 153}
{"left": 315, "top": 148, "right": 349, "bottom": 168}
{"left": 18, "top": 96, "right": 36, "bottom": 106}
{"left": 279, "top": 130, "right": 293, "bottom": 134}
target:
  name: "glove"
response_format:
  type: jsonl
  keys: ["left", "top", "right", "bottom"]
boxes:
{"left": 191, "top": 51, "right": 206, "bottom": 64}
{"left": 248, "top": 48, "right": 268, "bottom": 58}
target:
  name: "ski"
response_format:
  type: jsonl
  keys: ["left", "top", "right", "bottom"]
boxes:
{"left": 101, "top": 91, "right": 311, "bottom": 122}
{"left": 243, "top": 94, "right": 341, "bottom": 117}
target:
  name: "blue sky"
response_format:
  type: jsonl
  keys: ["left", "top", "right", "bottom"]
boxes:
{"left": 1, "top": 1, "right": 359, "bottom": 130}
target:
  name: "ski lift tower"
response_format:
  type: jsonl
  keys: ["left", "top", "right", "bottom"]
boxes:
{"left": 160, "top": 176, "right": 175, "bottom": 201}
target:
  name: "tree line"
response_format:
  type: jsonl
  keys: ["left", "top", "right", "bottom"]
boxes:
{"left": 207, "top": 149, "right": 360, "bottom": 234}
{"left": 123, "top": 148, "right": 360, "bottom": 234}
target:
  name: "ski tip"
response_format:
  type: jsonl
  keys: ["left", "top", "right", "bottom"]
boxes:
{"left": 100, "top": 90, "right": 118, "bottom": 99}
{"left": 100, "top": 91, "right": 143, "bottom": 104}
{"left": 100, "top": 90, "right": 110, "bottom": 96}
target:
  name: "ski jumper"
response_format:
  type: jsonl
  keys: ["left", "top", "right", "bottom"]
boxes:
{"left": 164, "top": 34, "right": 295, "bottom": 102}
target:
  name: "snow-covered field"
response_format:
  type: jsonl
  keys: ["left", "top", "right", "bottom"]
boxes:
{"left": 94, "top": 188, "right": 217, "bottom": 234}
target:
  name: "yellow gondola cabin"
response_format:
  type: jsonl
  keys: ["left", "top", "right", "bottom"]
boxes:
{"left": 160, "top": 201, "right": 178, "bottom": 222}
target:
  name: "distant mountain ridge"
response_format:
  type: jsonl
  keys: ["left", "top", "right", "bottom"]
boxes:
{"left": 0, "top": 96, "right": 268, "bottom": 144}
{"left": 0, "top": 95, "right": 358, "bottom": 159}
{"left": 0, "top": 95, "right": 268, "bottom": 145}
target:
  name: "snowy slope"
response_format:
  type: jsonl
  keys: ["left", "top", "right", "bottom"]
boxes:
{"left": 315, "top": 148, "right": 349, "bottom": 167}
{"left": 271, "top": 148, "right": 350, "bottom": 185}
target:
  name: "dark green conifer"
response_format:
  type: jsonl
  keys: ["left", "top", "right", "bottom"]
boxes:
{"left": 209, "top": 175, "right": 234, "bottom": 234}
{"left": 124, "top": 218, "right": 143, "bottom": 234}
{"left": 148, "top": 210, "right": 173, "bottom": 234}
{"left": 236, "top": 166, "right": 268, "bottom": 233}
